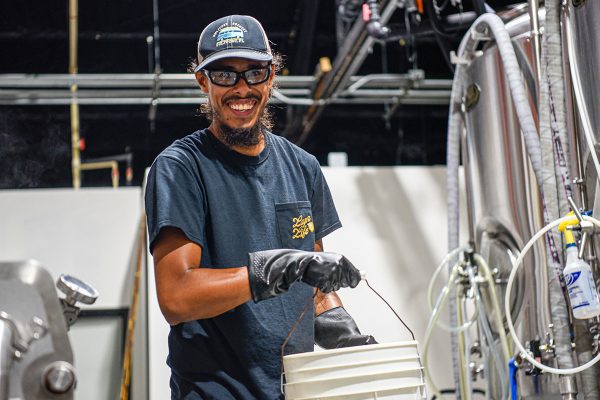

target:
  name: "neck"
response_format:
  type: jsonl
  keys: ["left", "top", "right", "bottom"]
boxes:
{"left": 208, "top": 122, "right": 266, "bottom": 157}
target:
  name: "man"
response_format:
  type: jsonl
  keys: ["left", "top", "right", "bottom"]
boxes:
{"left": 145, "top": 14, "right": 376, "bottom": 400}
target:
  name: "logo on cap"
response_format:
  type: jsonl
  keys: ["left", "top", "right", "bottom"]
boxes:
{"left": 216, "top": 26, "right": 245, "bottom": 47}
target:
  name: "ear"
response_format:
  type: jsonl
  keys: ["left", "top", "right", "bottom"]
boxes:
{"left": 195, "top": 71, "right": 209, "bottom": 93}
{"left": 267, "top": 64, "right": 276, "bottom": 87}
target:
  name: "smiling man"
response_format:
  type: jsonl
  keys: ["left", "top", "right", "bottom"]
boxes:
{"left": 145, "top": 15, "right": 376, "bottom": 400}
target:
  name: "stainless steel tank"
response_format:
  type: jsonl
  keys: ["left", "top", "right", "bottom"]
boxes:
{"left": 461, "top": 6, "right": 562, "bottom": 398}
{"left": 563, "top": 0, "right": 600, "bottom": 245}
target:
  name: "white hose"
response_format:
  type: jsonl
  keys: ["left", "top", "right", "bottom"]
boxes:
{"left": 473, "top": 254, "right": 511, "bottom": 363}
{"left": 467, "top": 265, "right": 508, "bottom": 400}
{"left": 425, "top": 249, "right": 512, "bottom": 399}
{"left": 423, "top": 264, "right": 461, "bottom": 400}
{"left": 427, "top": 246, "right": 479, "bottom": 333}
{"left": 505, "top": 215, "right": 600, "bottom": 375}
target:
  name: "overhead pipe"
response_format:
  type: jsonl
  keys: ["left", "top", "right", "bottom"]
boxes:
{"left": 296, "top": 0, "right": 398, "bottom": 145}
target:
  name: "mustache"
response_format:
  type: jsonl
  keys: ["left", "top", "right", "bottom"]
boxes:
{"left": 222, "top": 94, "right": 261, "bottom": 104}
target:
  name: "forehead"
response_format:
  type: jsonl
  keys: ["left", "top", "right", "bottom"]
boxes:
{"left": 208, "top": 57, "right": 268, "bottom": 70}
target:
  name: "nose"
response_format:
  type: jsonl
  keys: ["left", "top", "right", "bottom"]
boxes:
{"left": 231, "top": 76, "right": 253, "bottom": 95}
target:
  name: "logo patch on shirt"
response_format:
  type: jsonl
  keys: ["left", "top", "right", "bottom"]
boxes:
{"left": 292, "top": 215, "right": 314, "bottom": 239}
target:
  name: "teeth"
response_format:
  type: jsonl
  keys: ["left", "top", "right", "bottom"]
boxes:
{"left": 230, "top": 103, "right": 254, "bottom": 111}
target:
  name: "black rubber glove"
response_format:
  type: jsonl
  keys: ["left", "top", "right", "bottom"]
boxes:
{"left": 247, "top": 249, "right": 362, "bottom": 302}
{"left": 314, "top": 306, "right": 378, "bottom": 349}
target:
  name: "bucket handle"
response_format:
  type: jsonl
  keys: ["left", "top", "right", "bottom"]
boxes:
{"left": 279, "top": 279, "right": 417, "bottom": 395}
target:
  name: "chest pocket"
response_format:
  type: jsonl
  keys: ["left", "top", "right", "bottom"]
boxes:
{"left": 275, "top": 201, "right": 315, "bottom": 251}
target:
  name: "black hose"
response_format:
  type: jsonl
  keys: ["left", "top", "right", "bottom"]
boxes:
{"left": 425, "top": 0, "right": 456, "bottom": 73}
{"left": 472, "top": 0, "right": 487, "bottom": 16}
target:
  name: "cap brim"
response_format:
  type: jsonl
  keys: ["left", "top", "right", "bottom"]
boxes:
{"left": 194, "top": 49, "right": 273, "bottom": 72}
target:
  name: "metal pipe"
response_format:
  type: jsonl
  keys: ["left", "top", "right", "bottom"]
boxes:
{"left": 0, "top": 320, "right": 12, "bottom": 400}
{"left": 0, "top": 73, "right": 452, "bottom": 89}
{"left": 152, "top": 0, "right": 161, "bottom": 74}
{"left": 80, "top": 161, "right": 119, "bottom": 188}
{"left": 528, "top": 0, "right": 542, "bottom": 92}
{"left": 365, "top": 0, "right": 390, "bottom": 39}
{"left": 69, "top": 0, "right": 81, "bottom": 189}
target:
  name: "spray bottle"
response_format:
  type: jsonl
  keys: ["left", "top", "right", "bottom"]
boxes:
{"left": 559, "top": 214, "right": 600, "bottom": 319}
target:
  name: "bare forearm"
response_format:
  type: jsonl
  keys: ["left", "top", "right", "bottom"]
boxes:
{"left": 156, "top": 265, "right": 252, "bottom": 324}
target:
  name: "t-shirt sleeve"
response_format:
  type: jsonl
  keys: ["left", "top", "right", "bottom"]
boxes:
{"left": 310, "top": 157, "right": 342, "bottom": 240}
{"left": 145, "top": 154, "right": 206, "bottom": 253}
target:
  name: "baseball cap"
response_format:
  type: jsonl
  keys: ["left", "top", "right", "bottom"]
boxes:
{"left": 194, "top": 15, "right": 273, "bottom": 72}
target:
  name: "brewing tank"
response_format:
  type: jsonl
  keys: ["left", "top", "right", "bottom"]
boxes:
{"left": 564, "top": 0, "right": 600, "bottom": 223}
{"left": 461, "top": 7, "right": 562, "bottom": 398}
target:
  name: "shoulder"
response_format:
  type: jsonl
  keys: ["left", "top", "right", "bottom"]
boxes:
{"left": 268, "top": 132, "right": 319, "bottom": 168}
{"left": 151, "top": 130, "right": 206, "bottom": 172}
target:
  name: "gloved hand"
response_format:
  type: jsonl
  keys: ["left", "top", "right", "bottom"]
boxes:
{"left": 247, "top": 249, "right": 362, "bottom": 302}
{"left": 314, "top": 306, "right": 378, "bottom": 349}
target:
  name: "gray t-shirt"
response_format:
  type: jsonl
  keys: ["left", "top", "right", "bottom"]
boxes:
{"left": 145, "top": 129, "right": 341, "bottom": 399}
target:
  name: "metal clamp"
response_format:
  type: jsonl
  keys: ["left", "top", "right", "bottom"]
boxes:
{"left": 567, "top": 197, "right": 594, "bottom": 259}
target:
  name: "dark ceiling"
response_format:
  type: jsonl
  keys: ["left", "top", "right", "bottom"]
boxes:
{"left": 0, "top": 0, "right": 518, "bottom": 188}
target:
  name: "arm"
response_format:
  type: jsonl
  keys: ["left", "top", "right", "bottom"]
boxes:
{"left": 153, "top": 228, "right": 361, "bottom": 325}
{"left": 152, "top": 227, "right": 251, "bottom": 324}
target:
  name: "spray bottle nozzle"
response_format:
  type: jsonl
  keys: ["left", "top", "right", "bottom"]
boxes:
{"left": 558, "top": 211, "right": 580, "bottom": 247}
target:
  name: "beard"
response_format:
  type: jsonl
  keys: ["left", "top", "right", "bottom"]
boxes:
{"left": 201, "top": 96, "right": 275, "bottom": 148}
{"left": 214, "top": 112, "right": 265, "bottom": 147}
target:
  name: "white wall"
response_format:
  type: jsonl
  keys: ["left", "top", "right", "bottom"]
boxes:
{"left": 0, "top": 188, "right": 142, "bottom": 308}
{"left": 0, "top": 187, "right": 144, "bottom": 400}
{"left": 322, "top": 166, "right": 467, "bottom": 392}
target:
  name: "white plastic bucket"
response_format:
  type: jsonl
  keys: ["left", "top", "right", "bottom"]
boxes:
{"left": 282, "top": 341, "right": 426, "bottom": 400}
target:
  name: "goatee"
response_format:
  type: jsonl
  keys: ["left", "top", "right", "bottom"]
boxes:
{"left": 218, "top": 123, "right": 264, "bottom": 147}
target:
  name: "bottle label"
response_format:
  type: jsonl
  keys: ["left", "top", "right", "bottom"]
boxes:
{"left": 566, "top": 271, "right": 600, "bottom": 311}
{"left": 565, "top": 271, "right": 581, "bottom": 287}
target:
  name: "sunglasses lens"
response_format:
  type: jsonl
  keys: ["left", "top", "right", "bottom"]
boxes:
{"left": 244, "top": 67, "right": 270, "bottom": 84}
{"left": 208, "top": 71, "right": 237, "bottom": 86}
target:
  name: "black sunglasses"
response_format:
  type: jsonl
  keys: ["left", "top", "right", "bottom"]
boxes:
{"left": 203, "top": 65, "right": 271, "bottom": 87}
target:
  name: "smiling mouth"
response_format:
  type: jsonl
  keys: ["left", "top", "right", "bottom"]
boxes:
{"left": 226, "top": 99, "right": 257, "bottom": 114}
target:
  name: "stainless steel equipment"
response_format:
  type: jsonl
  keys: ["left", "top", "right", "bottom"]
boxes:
{"left": 0, "top": 260, "right": 97, "bottom": 399}
{"left": 564, "top": 0, "right": 600, "bottom": 243}
{"left": 461, "top": 8, "right": 566, "bottom": 399}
